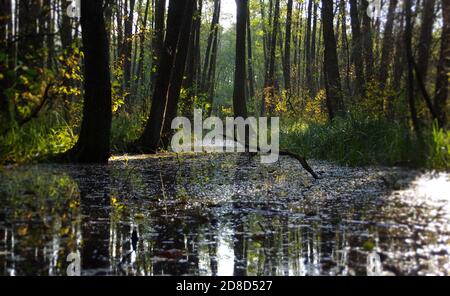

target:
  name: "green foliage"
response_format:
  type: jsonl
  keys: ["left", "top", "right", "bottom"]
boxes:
{"left": 427, "top": 122, "right": 450, "bottom": 169}
{"left": 110, "top": 111, "right": 146, "bottom": 152}
{"left": 282, "top": 116, "right": 449, "bottom": 169}
{"left": 0, "top": 112, "right": 77, "bottom": 164}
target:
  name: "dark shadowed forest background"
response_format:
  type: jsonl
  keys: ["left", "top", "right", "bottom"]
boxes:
{"left": 0, "top": 0, "right": 448, "bottom": 167}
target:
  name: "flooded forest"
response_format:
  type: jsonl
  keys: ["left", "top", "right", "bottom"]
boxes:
{"left": 0, "top": 0, "right": 449, "bottom": 276}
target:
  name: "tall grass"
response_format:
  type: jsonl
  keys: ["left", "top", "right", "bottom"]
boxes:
{"left": 0, "top": 112, "right": 77, "bottom": 164}
{"left": 0, "top": 111, "right": 146, "bottom": 164}
{"left": 281, "top": 116, "right": 449, "bottom": 169}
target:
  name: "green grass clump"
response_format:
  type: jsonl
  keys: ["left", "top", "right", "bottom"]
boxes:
{"left": 0, "top": 112, "right": 77, "bottom": 164}
{"left": 110, "top": 111, "right": 146, "bottom": 152}
{"left": 282, "top": 117, "right": 449, "bottom": 169}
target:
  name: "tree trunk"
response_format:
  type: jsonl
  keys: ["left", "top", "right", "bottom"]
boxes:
{"left": 283, "top": 0, "right": 293, "bottom": 93}
{"left": 123, "top": 0, "right": 136, "bottom": 107}
{"left": 340, "top": 0, "right": 351, "bottom": 95}
{"left": 246, "top": 4, "right": 255, "bottom": 100}
{"left": 201, "top": 0, "right": 220, "bottom": 93}
{"left": 361, "top": 0, "right": 374, "bottom": 80}
{"left": 378, "top": 0, "right": 398, "bottom": 88}
{"left": 305, "top": 0, "right": 313, "bottom": 95}
{"left": 387, "top": 13, "right": 405, "bottom": 119}
{"left": 182, "top": 0, "right": 202, "bottom": 120}
{"left": 233, "top": 0, "right": 248, "bottom": 118}
{"left": 0, "top": 0, "right": 12, "bottom": 129}
{"left": 139, "top": 0, "right": 186, "bottom": 152}
{"left": 405, "top": 0, "right": 421, "bottom": 136}
{"left": 349, "top": 0, "right": 365, "bottom": 97}
{"left": 310, "top": 1, "right": 318, "bottom": 96}
{"left": 134, "top": 0, "right": 150, "bottom": 98}
{"left": 417, "top": 0, "right": 436, "bottom": 80}
{"left": 64, "top": 0, "right": 112, "bottom": 163}
{"left": 435, "top": 0, "right": 450, "bottom": 127}
{"left": 262, "top": 0, "right": 279, "bottom": 115}
{"left": 18, "top": 0, "right": 41, "bottom": 65}
{"left": 150, "top": 0, "right": 166, "bottom": 92}
{"left": 160, "top": 0, "right": 196, "bottom": 148}
{"left": 322, "top": 0, "right": 345, "bottom": 120}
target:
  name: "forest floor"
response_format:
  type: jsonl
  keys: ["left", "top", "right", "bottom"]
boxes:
{"left": 0, "top": 153, "right": 449, "bottom": 275}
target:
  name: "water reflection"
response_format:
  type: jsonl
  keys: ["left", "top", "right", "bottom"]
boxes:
{"left": 0, "top": 154, "right": 449, "bottom": 276}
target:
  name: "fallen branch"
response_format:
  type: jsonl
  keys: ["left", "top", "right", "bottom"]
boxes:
{"left": 17, "top": 82, "right": 54, "bottom": 126}
{"left": 215, "top": 132, "right": 320, "bottom": 179}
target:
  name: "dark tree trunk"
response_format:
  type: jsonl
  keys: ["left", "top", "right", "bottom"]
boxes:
{"left": 417, "top": 0, "right": 436, "bottom": 79}
{"left": 246, "top": 4, "right": 255, "bottom": 100}
{"left": 139, "top": 0, "right": 187, "bottom": 152}
{"left": 134, "top": 0, "right": 150, "bottom": 97}
{"left": 262, "top": 0, "right": 279, "bottom": 115}
{"left": 340, "top": 0, "right": 351, "bottom": 95}
{"left": 283, "top": 0, "right": 293, "bottom": 93}
{"left": 160, "top": 0, "right": 196, "bottom": 149}
{"left": 43, "top": 0, "right": 54, "bottom": 69}
{"left": 201, "top": 0, "right": 220, "bottom": 93}
{"left": 150, "top": 0, "right": 166, "bottom": 91}
{"left": 387, "top": 14, "right": 405, "bottom": 119}
{"left": 116, "top": 0, "right": 124, "bottom": 62}
{"left": 123, "top": 0, "right": 136, "bottom": 107}
{"left": 233, "top": 0, "right": 248, "bottom": 118}
{"left": 361, "top": 0, "right": 374, "bottom": 80}
{"left": 182, "top": 0, "right": 202, "bottom": 120}
{"left": 378, "top": 0, "right": 398, "bottom": 88}
{"left": 60, "top": 0, "right": 73, "bottom": 50}
{"left": 322, "top": 0, "right": 345, "bottom": 120}
{"left": 64, "top": 0, "right": 112, "bottom": 163}
{"left": 405, "top": 0, "right": 421, "bottom": 136}
{"left": 435, "top": 0, "right": 450, "bottom": 127}
{"left": 0, "top": 0, "right": 12, "bottom": 129}
{"left": 310, "top": 1, "right": 318, "bottom": 96}
{"left": 349, "top": 0, "right": 365, "bottom": 97}
{"left": 305, "top": 0, "right": 313, "bottom": 95}
{"left": 18, "top": 0, "right": 41, "bottom": 65}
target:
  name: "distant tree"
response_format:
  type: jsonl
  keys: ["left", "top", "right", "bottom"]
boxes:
{"left": 435, "top": 0, "right": 449, "bottom": 127}
{"left": 322, "top": 0, "right": 345, "bottom": 120}
{"left": 349, "top": 0, "right": 365, "bottom": 97}
{"left": 405, "top": 0, "right": 421, "bottom": 136}
{"left": 361, "top": 0, "right": 374, "bottom": 80}
{"left": 378, "top": 0, "right": 398, "bottom": 89}
{"left": 283, "top": 0, "right": 293, "bottom": 93}
{"left": 0, "top": 0, "right": 12, "bottom": 129}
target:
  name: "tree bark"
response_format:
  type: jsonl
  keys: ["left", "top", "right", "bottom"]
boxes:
{"left": 435, "top": 0, "right": 450, "bottom": 127}
{"left": 134, "top": 0, "right": 150, "bottom": 98}
{"left": 160, "top": 0, "right": 196, "bottom": 148}
{"left": 262, "top": 0, "right": 279, "bottom": 115}
{"left": 246, "top": 4, "right": 255, "bottom": 100}
{"left": 150, "top": 0, "right": 166, "bottom": 92}
{"left": 139, "top": 0, "right": 187, "bottom": 152}
{"left": 378, "top": 0, "right": 398, "bottom": 88}
{"left": 233, "top": 0, "right": 248, "bottom": 118}
{"left": 405, "top": 0, "right": 421, "bottom": 136}
{"left": 361, "top": 0, "right": 374, "bottom": 80}
{"left": 322, "top": 0, "right": 345, "bottom": 120}
{"left": 123, "top": 0, "right": 136, "bottom": 107}
{"left": 201, "top": 0, "right": 220, "bottom": 93}
{"left": 349, "top": 0, "right": 366, "bottom": 97}
{"left": 63, "top": 0, "right": 112, "bottom": 163}
{"left": 0, "top": 0, "right": 12, "bottom": 129}
{"left": 283, "top": 0, "right": 293, "bottom": 93}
